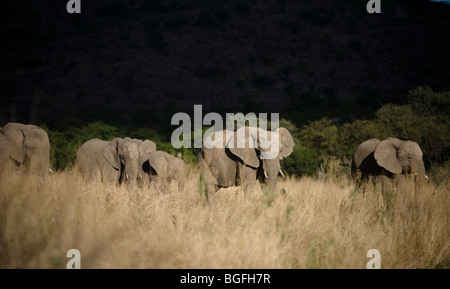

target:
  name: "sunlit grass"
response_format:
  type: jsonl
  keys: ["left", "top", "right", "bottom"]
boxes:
{"left": 0, "top": 164, "right": 448, "bottom": 269}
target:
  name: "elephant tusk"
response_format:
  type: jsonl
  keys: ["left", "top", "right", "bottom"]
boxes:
{"left": 49, "top": 168, "right": 54, "bottom": 173}
{"left": 264, "top": 170, "right": 269, "bottom": 179}
{"left": 279, "top": 169, "right": 285, "bottom": 178}
{"left": 415, "top": 172, "right": 429, "bottom": 180}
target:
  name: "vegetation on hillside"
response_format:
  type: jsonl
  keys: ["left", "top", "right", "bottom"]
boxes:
{"left": 43, "top": 87, "right": 450, "bottom": 181}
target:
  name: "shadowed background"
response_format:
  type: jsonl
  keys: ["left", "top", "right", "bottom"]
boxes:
{"left": 1, "top": 0, "right": 449, "bottom": 174}
{"left": 1, "top": 0, "right": 450, "bottom": 124}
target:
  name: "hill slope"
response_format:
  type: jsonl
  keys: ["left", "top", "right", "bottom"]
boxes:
{"left": 1, "top": 0, "right": 450, "bottom": 127}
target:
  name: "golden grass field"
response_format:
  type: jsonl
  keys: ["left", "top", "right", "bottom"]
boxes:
{"left": 0, "top": 163, "right": 449, "bottom": 269}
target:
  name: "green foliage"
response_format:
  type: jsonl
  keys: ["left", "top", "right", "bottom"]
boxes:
{"left": 367, "top": 87, "right": 450, "bottom": 165}
{"left": 408, "top": 86, "right": 450, "bottom": 118}
{"left": 282, "top": 145, "right": 319, "bottom": 177}
{"left": 300, "top": 118, "right": 339, "bottom": 158}
{"left": 339, "top": 120, "right": 382, "bottom": 155}
{"left": 42, "top": 87, "right": 449, "bottom": 176}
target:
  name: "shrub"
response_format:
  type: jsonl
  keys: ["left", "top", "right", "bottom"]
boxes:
{"left": 300, "top": 118, "right": 339, "bottom": 158}
{"left": 282, "top": 145, "right": 319, "bottom": 177}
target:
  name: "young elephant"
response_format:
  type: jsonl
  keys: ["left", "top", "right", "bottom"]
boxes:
{"left": 138, "top": 151, "right": 185, "bottom": 192}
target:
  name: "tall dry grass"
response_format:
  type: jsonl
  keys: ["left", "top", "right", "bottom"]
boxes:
{"left": 0, "top": 164, "right": 449, "bottom": 269}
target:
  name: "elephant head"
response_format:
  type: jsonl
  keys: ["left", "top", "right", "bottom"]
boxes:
{"left": 374, "top": 137, "right": 426, "bottom": 178}
{"left": 374, "top": 137, "right": 427, "bottom": 195}
{"left": 226, "top": 126, "right": 295, "bottom": 191}
{"left": 0, "top": 122, "right": 50, "bottom": 176}
{"left": 125, "top": 138, "right": 157, "bottom": 156}
{"left": 103, "top": 138, "right": 140, "bottom": 186}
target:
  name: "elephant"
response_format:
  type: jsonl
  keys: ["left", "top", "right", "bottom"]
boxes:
{"left": 0, "top": 122, "right": 51, "bottom": 177}
{"left": 197, "top": 126, "right": 295, "bottom": 202}
{"left": 138, "top": 151, "right": 186, "bottom": 192}
{"left": 75, "top": 137, "right": 141, "bottom": 186}
{"left": 125, "top": 138, "right": 157, "bottom": 156}
{"left": 351, "top": 137, "right": 428, "bottom": 205}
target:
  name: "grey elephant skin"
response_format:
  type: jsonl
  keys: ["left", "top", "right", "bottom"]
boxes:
{"left": 76, "top": 137, "right": 155, "bottom": 186}
{"left": 197, "top": 126, "right": 295, "bottom": 202}
{"left": 138, "top": 151, "right": 186, "bottom": 192}
{"left": 0, "top": 122, "right": 51, "bottom": 177}
{"left": 351, "top": 137, "right": 427, "bottom": 201}
{"left": 125, "top": 138, "right": 157, "bottom": 157}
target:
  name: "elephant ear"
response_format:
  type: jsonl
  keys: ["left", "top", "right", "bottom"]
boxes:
{"left": 276, "top": 127, "right": 295, "bottom": 160}
{"left": 147, "top": 151, "right": 168, "bottom": 176}
{"left": 374, "top": 137, "right": 403, "bottom": 174}
{"left": 1, "top": 123, "right": 25, "bottom": 163}
{"left": 139, "top": 140, "right": 157, "bottom": 155}
{"left": 353, "top": 138, "right": 380, "bottom": 168}
{"left": 227, "top": 127, "right": 260, "bottom": 168}
{"left": 103, "top": 138, "right": 121, "bottom": 170}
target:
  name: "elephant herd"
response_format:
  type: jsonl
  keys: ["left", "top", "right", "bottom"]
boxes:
{"left": 0, "top": 122, "right": 428, "bottom": 205}
{"left": 76, "top": 137, "right": 185, "bottom": 190}
{"left": 0, "top": 122, "right": 185, "bottom": 191}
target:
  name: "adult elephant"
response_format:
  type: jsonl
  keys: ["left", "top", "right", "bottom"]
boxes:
{"left": 76, "top": 138, "right": 140, "bottom": 186}
{"left": 197, "top": 126, "right": 295, "bottom": 202}
{"left": 351, "top": 137, "right": 428, "bottom": 203}
{"left": 138, "top": 151, "right": 185, "bottom": 192}
{"left": 0, "top": 122, "right": 51, "bottom": 177}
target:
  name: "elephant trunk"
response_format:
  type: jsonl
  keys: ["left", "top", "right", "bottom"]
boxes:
{"left": 266, "top": 170, "right": 278, "bottom": 192}
{"left": 121, "top": 157, "right": 139, "bottom": 187}
{"left": 411, "top": 158, "right": 427, "bottom": 197}
{"left": 263, "top": 158, "right": 280, "bottom": 192}
{"left": 125, "top": 162, "right": 139, "bottom": 186}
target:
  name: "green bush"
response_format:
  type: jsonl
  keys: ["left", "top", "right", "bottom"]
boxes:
{"left": 282, "top": 145, "right": 319, "bottom": 177}
{"left": 300, "top": 118, "right": 339, "bottom": 158}
{"left": 42, "top": 86, "right": 449, "bottom": 175}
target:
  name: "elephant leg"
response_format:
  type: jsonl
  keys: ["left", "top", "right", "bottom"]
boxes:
{"left": 150, "top": 175, "right": 163, "bottom": 191}
{"left": 396, "top": 174, "right": 415, "bottom": 214}
{"left": 205, "top": 184, "right": 220, "bottom": 205}
{"left": 198, "top": 152, "right": 219, "bottom": 202}
{"left": 236, "top": 163, "right": 256, "bottom": 184}
{"left": 238, "top": 164, "right": 260, "bottom": 193}
{"left": 378, "top": 175, "right": 393, "bottom": 208}
{"left": 176, "top": 164, "right": 186, "bottom": 193}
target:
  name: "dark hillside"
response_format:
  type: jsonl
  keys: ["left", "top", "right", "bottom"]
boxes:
{"left": 1, "top": 0, "right": 449, "bottom": 128}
